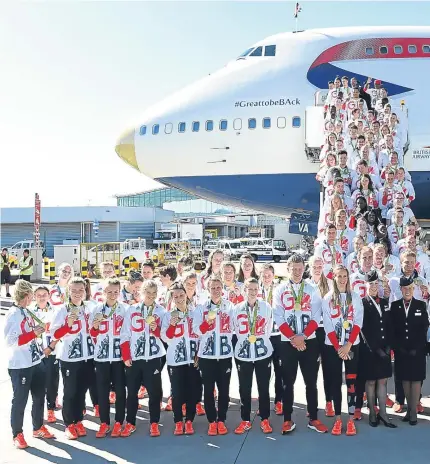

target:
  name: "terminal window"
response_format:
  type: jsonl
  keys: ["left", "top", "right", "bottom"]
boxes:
{"left": 192, "top": 121, "right": 200, "bottom": 132}
{"left": 139, "top": 125, "right": 147, "bottom": 136}
{"left": 206, "top": 120, "right": 214, "bottom": 131}
{"left": 248, "top": 118, "right": 256, "bottom": 129}
{"left": 152, "top": 124, "right": 159, "bottom": 135}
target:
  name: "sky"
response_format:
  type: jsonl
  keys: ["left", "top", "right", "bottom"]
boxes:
{"left": 1, "top": 0, "right": 430, "bottom": 209}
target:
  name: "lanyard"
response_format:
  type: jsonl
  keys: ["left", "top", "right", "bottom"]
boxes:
{"left": 326, "top": 241, "right": 336, "bottom": 265}
{"left": 245, "top": 301, "right": 259, "bottom": 336}
{"left": 122, "top": 287, "right": 132, "bottom": 303}
{"left": 395, "top": 225, "right": 403, "bottom": 240}
{"left": 140, "top": 303, "right": 154, "bottom": 318}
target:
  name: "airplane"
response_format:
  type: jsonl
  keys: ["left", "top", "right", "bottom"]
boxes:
{"left": 115, "top": 26, "right": 430, "bottom": 235}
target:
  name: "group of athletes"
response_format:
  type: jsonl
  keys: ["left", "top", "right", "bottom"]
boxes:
{"left": 4, "top": 75, "right": 430, "bottom": 449}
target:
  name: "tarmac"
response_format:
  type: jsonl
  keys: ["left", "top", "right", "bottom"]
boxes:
{"left": 1, "top": 315, "right": 430, "bottom": 463}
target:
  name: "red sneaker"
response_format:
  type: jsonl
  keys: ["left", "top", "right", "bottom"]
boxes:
{"left": 65, "top": 425, "right": 78, "bottom": 440}
{"left": 196, "top": 402, "right": 206, "bottom": 416}
{"left": 331, "top": 419, "right": 342, "bottom": 436}
{"left": 307, "top": 420, "right": 328, "bottom": 433}
{"left": 47, "top": 409, "right": 56, "bottom": 423}
{"left": 217, "top": 421, "right": 228, "bottom": 435}
{"left": 33, "top": 425, "right": 55, "bottom": 439}
{"left": 208, "top": 422, "right": 218, "bottom": 436}
{"left": 325, "top": 402, "right": 335, "bottom": 417}
{"left": 386, "top": 396, "right": 395, "bottom": 408}
{"left": 417, "top": 402, "right": 425, "bottom": 413}
{"left": 75, "top": 422, "right": 87, "bottom": 437}
{"left": 150, "top": 423, "right": 161, "bottom": 437}
{"left": 393, "top": 402, "right": 404, "bottom": 413}
{"left": 353, "top": 409, "right": 362, "bottom": 421}
{"left": 235, "top": 421, "right": 252, "bottom": 434}
{"left": 96, "top": 423, "right": 111, "bottom": 438}
{"left": 260, "top": 419, "right": 273, "bottom": 434}
{"left": 120, "top": 423, "right": 136, "bottom": 437}
{"left": 281, "top": 421, "right": 296, "bottom": 434}
{"left": 346, "top": 419, "right": 357, "bottom": 436}
{"left": 94, "top": 405, "right": 100, "bottom": 418}
{"left": 164, "top": 397, "right": 172, "bottom": 412}
{"left": 174, "top": 421, "right": 184, "bottom": 435}
{"left": 13, "top": 433, "right": 29, "bottom": 449}
{"left": 138, "top": 386, "right": 147, "bottom": 399}
{"left": 109, "top": 392, "right": 116, "bottom": 404}
{"left": 111, "top": 422, "right": 122, "bottom": 438}
{"left": 274, "top": 401, "right": 283, "bottom": 415}
{"left": 184, "top": 420, "right": 194, "bottom": 435}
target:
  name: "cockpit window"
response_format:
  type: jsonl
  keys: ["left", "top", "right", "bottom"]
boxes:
{"left": 249, "top": 46, "right": 263, "bottom": 57}
{"left": 264, "top": 45, "right": 276, "bottom": 56}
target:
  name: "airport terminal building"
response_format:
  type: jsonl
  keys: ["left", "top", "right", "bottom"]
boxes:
{"left": 0, "top": 206, "right": 174, "bottom": 257}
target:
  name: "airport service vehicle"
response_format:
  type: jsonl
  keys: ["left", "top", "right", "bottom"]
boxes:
{"left": 115, "top": 26, "right": 430, "bottom": 237}
{"left": 240, "top": 238, "right": 289, "bottom": 262}
{"left": 204, "top": 239, "right": 246, "bottom": 260}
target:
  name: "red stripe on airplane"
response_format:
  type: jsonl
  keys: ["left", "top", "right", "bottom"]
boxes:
{"left": 310, "top": 38, "right": 430, "bottom": 69}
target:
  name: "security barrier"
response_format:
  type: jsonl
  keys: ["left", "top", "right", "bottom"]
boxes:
{"left": 44, "top": 257, "right": 49, "bottom": 277}
{"left": 81, "top": 259, "right": 89, "bottom": 278}
{"left": 80, "top": 242, "right": 121, "bottom": 278}
{"left": 123, "top": 257, "right": 130, "bottom": 275}
{"left": 49, "top": 261, "right": 56, "bottom": 285}
{"left": 129, "top": 255, "right": 138, "bottom": 270}
{"left": 114, "top": 260, "right": 120, "bottom": 277}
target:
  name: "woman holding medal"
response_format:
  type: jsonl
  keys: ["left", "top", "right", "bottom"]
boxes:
{"left": 322, "top": 265, "right": 363, "bottom": 436}
{"left": 360, "top": 270, "right": 397, "bottom": 428}
{"left": 221, "top": 261, "right": 244, "bottom": 305}
{"left": 237, "top": 254, "right": 259, "bottom": 283}
{"left": 193, "top": 276, "right": 235, "bottom": 435}
{"left": 89, "top": 278, "right": 128, "bottom": 438}
{"left": 49, "top": 262, "right": 74, "bottom": 306}
{"left": 259, "top": 264, "right": 283, "bottom": 415}
{"left": 233, "top": 278, "right": 274, "bottom": 434}
{"left": 4, "top": 279, "right": 55, "bottom": 449}
{"left": 120, "top": 279, "right": 166, "bottom": 437}
{"left": 51, "top": 277, "right": 96, "bottom": 440}
{"left": 161, "top": 282, "right": 201, "bottom": 435}
{"left": 182, "top": 271, "right": 206, "bottom": 416}
{"left": 32, "top": 286, "right": 61, "bottom": 424}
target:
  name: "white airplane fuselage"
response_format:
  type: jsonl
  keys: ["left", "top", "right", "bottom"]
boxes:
{"left": 115, "top": 26, "right": 430, "bottom": 223}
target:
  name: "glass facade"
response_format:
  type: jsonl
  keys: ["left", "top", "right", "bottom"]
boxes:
{"left": 117, "top": 188, "right": 196, "bottom": 208}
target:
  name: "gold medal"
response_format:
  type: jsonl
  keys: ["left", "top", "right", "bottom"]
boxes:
{"left": 94, "top": 313, "right": 103, "bottom": 323}
{"left": 207, "top": 310, "right": 217, "bottom": 321}
{"left": 294, "top": 302, "right": 301, "bottom": 312}
{"left": 248, "top": 334, "right": 257, "bottom": 343}
{"left": 146, "top": 315, "right": 155, "bottom": 324}
{"left": 170, "top": 310, "right": 179, "bottom": 319}
{"left": 343, "top": 320, "right": 350, "bottom": 329}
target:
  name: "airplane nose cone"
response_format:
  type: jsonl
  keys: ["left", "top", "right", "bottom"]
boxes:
{"left": 115, "top": 128, "right": 139, "bottom": 171}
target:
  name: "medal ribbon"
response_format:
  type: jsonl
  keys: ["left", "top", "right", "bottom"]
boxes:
{"left": 261, "top": 285, "right": 273, "bottom": 305}
{"left": 19, "top": 306, "right": 43, "bottom": 338}
{"left": 246, "top": 301, "right": 259, "bottom": 336}
{"left": 103, "top": 302, "right": 118, "bottom": 319}
{"left": 289, "top": 280, "right": 304, "bottom": 307}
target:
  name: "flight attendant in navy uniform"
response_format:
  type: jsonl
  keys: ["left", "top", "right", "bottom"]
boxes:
{"left": 360, "top": 270, "right": 396, "bottom": 428}
{"left": 390, "top": 275, "right": 429, "bottom": 425}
